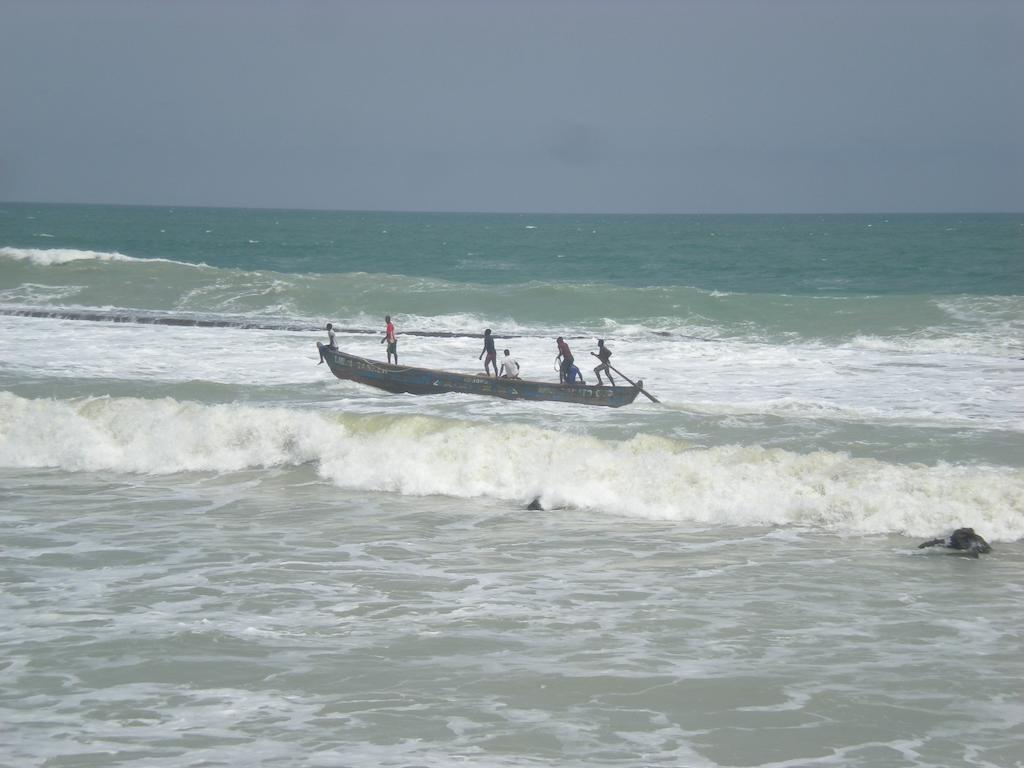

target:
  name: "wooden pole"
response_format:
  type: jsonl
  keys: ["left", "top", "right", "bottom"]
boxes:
{"left": 592, "top": 353, "right": 660, "bottom": 403}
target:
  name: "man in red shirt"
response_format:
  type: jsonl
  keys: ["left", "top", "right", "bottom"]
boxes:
{"left": 381, "top": 315, "right": 398, "bottom": 364}
{"left": 556, "top": 337, "right": 573, "bottom": 383}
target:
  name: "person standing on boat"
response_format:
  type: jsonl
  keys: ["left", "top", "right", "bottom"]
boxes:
{"left": 567, "top": 362, "right": 585, "bottom": 385}
{"left": 381, "top": 315, "right": 398, "bottom": 364}
{"left": 556, "top": 337, "right": 574, "bottom": 383}
{"left": 317, "top": 322, "right": 338, "bottom": 364}
{"left": 499, "top": 349, "right": 520, "bottom": 379}
{"left": 479, "top": 328, "right": 498, "bottom": 377}
{"left": 593, "top": 339, "right": 615, "bottom": 386}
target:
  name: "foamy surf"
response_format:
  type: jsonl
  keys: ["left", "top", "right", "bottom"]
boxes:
{"left": 0, "top": 246, "right": 138, "bottom": 265}
{"left": 0, "top": 246, "right": 206, "bottom": 268}
{"left": 3, "top": 206, "right": 1022, "bottom": 766}
{"left": 2, "top": 392, "right": 1020, "bottom": 540}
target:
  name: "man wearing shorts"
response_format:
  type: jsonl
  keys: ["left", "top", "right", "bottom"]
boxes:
{"left": 556, "top": 337, "right": 573, "bottom": 383}
{"left": 593, "top": 339, "right": 615, "bottom": 386}
{"left": 499, "top": 349, "right": 520, "bottom": 379}
{"left": 381, "top": 315, "right": 398, "bottom": 364}
{"left": 479, "top": 328, "right": 497, "bottom": 377}
{"left": 317, "top": 322, "right": 338, "bottom": 364}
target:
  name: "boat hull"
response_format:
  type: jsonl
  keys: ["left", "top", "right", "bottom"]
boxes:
{"left": 319, "top": 345, "right": 641, "bottom": 407}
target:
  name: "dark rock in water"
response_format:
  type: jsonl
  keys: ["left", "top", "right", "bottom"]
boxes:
{"left": 918, "top": 527, "right": 992, "bottom": 557}
{"left": 526, "top": 496, "right": 544, "bottom": 511}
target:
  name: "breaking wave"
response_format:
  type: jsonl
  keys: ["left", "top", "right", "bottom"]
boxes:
{"left": 2, "top": 245, "right": 1020, "bottom": 351}
{"left": 0, "top": 246, "right": 202, "bottom": 268}
{"left": 2, "top": 392, "right": 1021, "bottom": 541}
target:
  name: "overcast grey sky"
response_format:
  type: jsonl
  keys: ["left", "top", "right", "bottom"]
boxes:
{"left": 1, "top": 0, "right": 1021, "bottom": 213}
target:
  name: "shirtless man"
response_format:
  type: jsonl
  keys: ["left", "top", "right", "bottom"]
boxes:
{"left": 593, "top": 339, "right": 615, "bottom": 386}
{"left": 556, "top": 337, "right": 573, "bottom": 383}
{"left": 479, "top": 329, "right": 497, "bottom": 377}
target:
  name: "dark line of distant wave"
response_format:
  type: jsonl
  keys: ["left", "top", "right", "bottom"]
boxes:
{"left": 1, "top": 307, "right": 723, "bottom": 343}
{"left": 0, "top": 306, "right": 595, "bottom": 340}
{"left": 0, "top": 306, "right": 313, "bottom": 330}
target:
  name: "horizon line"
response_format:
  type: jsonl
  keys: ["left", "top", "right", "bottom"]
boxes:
{"left": 1, "top": 198, "right": 1021, "bottom": 217}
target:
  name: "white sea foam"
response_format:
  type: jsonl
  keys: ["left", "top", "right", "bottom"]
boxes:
{"left": 846, "top": 332, "right": 1022, "bottom": 357}
{"left": 2, "top": 313, "right": 1022, "bottom": 433}
{"left": 0, "top": 246, "right": 138, "bottom": 265}
{"left": 1, "top": 392, "right": 1021, "bottom": 540}
{"left": 0, "top": 284, "right": 84, "bottom": 303}
{"left": 0, "top": 246, "right": 205, "bottom": 268}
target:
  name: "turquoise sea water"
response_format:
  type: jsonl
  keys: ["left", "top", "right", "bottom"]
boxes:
{"left": 1, "top": 203, "right": 1022, "bottom": 766}
{"left": 4, "top": 204, "right": 1022, "bottom": 294}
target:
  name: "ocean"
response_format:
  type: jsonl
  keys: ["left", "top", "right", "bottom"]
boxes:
{"left": 1, "top": 202, "right": 1022, "bottom": 767}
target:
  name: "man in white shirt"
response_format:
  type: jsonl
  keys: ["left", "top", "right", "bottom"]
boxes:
{"left": 318, "top": 322, "right": 338, "bottom": 364}
{"left": 499, "top": 349, "right": 520, "bottom": 378}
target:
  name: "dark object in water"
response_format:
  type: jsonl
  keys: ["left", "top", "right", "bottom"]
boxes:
{"left": 918, "top": 527, "right": 992, "bottom": 558}
{"left": 317, "top": 345, "right": 642, "bottom": 407}
{"left": 526, "top": 496, "right": 544, "bottom": 511}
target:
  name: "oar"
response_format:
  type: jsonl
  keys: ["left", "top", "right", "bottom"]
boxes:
{"left": 591, "top": 353, "right": 660, "bottom": 403}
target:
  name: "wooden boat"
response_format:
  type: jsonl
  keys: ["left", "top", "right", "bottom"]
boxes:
{"left": 318, "top": 345, "right": 642, "bottom": 407}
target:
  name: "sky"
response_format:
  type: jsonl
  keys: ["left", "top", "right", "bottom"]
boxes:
{"left": 1, "top": 0, "right": 1022, "bottom": 213}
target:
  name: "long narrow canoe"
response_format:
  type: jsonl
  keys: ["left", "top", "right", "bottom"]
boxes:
{"left": 318, "top": 345, "right": 642, "bottom": 407}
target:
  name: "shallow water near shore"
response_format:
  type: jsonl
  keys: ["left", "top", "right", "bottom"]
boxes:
{"left": 3, "top": 466, "right": 1022, "bottom": 768}
{"left": 2, "top": 468, "right": 1024, "bottom": 768}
